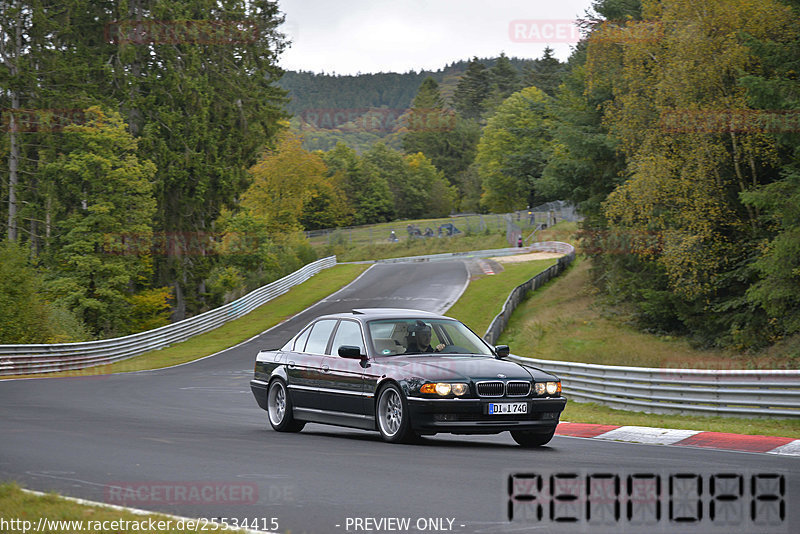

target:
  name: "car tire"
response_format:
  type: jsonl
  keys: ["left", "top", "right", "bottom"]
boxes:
{"left": 267, "top": 379, "right": 305, "bottom": 433}
{"left": 511, "top": 428, "right": 555, "bottom": 448}
{"left": 376, "top": 384, "right": 416, "bottom": 443}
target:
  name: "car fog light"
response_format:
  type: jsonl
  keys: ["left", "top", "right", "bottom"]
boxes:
{"left": 546, "top": 381, "right": 561, "bottom": 395}
{"left": 534, "top": 382, "right": 546, "bottom": 395}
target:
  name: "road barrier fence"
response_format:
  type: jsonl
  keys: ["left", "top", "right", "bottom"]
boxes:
{"left": 511, "top": 355, "right": 800, "bottom": 418}
{"left": 0, "top": 256, "right": 337, "bottom": 376}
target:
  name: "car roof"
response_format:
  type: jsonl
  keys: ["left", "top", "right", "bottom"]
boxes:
{"left": 316, "top": 308, "right": 448, "bottom": 321}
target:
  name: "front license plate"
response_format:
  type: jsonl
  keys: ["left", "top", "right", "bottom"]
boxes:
{"left": 488, "top": 402, "right": 528, "bottom": 415}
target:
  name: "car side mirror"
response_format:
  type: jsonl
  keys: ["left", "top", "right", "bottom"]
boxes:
{"left": 495, "top": 345, "right": 510, "bottom": 359}
{"left": 338, "top": 345, "right": 364, "bottom": 359}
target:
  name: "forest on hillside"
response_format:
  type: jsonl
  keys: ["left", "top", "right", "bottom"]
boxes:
{"left": 2, "top": 0, "right": 799, "bottom": 356}
{"left": 280, "top": 56, "right": 539, "bottom": 152}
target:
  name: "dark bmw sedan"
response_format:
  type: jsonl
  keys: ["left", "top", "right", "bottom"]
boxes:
{"left": 250, "top": 308, "right": 566, "bottom": 446}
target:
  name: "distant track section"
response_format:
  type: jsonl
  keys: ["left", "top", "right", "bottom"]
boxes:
{"left": 0, "top": 256, "right": 337, "bottom": 376}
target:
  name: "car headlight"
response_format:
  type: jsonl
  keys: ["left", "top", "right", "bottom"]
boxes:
{"left": 435, "top": 383, "right": 451, "bottom": 396}
{"left": 451, "top": 383, "right": 468, "bottom": 396}
{"left": 535, "top": 382, "right": 561, "bottom": 396}
{"left": 420, "top": 382, "right": 469, "bottom": 396}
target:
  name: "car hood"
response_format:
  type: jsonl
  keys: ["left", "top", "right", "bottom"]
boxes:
{"left": 373, "top": 354, "right": 535, "bottom": 382}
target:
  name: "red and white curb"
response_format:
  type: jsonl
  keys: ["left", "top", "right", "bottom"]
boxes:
{"left": 555, "top": 422, "right": 800, "bottom": 456}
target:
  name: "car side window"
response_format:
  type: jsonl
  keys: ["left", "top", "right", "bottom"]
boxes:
{"left": 329, "top": 320, "right": 364, "bottom": 355}
{"left": 303, "top": 319, "right": 338, "bottom": 354}
{"left": 291, "top": 326, "right": 312, "bottom": 352}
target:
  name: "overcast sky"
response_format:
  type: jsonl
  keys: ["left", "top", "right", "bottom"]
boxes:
{"left": 276, "top": 0, "right": 596, "bottom": 74}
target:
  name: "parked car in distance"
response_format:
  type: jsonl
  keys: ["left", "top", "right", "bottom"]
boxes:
{"left": 250, "top": 308, "right": 566, "bottom": 446}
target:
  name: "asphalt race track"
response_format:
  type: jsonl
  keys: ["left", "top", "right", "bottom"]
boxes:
{"left": 1, "top": 260, "right": 797, "bottom": 534}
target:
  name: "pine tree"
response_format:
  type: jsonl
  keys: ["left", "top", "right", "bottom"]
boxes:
{"left": 489, "top": 52, "right": 521, "bottom": 100}
{"left": 522, "top": 47, "right": 566, "bottom": 96}
{"left": 402, "top": 77, "right": 481, "bottom": 206}
{"left": 452, "top": 58, "right": 491, "bottom": 120}
{"left": 109, "top": 0, "right": 289, "bottom": 319}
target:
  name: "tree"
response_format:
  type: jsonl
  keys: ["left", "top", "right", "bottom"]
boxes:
{"left": 539, "top": 42, "right": 625, "bottom": 220}
{"left": 452, "top": 58, "right": 491, "bottom": 120}
{"left": 738, "top": 3, "right": 800, "bottom": 341}
{"left": 405, "top": 152, "right": 457, "bottom": 217}
{"left": 486, "top": 52, "right": 521, "bottom": 110}
{"left": 42, "top": 108, "right": 157, "bottom": 336}
{"left": 476, "top": 87, "right": 555, "bottom": 212}
{"left": 322, "top": 143, "right": 395, "bottom": 225}
{"left": 590, "top": 0, "right": 796, "bottom": 347}
{"left": 522, "top": 47, "right": 566, "bottom": 97}
{"left": 241, "top": 132, "right": 329, "bottom": 234}
{"left": 111, "top": 0, "right": 289, "bottom": 320}
{"left": 1, "top": 0, "right": 111, "bottom": 248}
{"left": 742, "top": 171, "right": 800, "bottom": 338}
{"left": 402, "top": 77, "right": 480, "bottom": 204}
{"left": 299, "top": 167, "right": 353, "bottom": 231}
{"left": 363, "top": 143, "right": 425, "bottom": 219}
{"left": 0, "top": 241, "right": 51, "bottom": 343}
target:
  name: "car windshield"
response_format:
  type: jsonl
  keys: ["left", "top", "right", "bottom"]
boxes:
{"left": 367, "top": 319, "right": 494, "bottom": 356}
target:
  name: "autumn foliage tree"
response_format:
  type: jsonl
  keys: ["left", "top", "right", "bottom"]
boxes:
{"left": 582, "top": 0, "right": 799, "bottom": 347}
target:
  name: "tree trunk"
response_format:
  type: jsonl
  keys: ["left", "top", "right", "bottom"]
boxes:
{"left": 8, "top": 107, "right": 19, "bottom": 242}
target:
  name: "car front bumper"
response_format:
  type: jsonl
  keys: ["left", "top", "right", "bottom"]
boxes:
{"left": 406, "top": 396, "right": 567, "bottom": 434}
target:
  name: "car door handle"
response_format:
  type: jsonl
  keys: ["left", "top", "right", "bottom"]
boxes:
{"left": 321, "top": 364, "right": 330, "bottom": 373}
{"left": 287, "top": 360, "right": 295, "bottom": 369}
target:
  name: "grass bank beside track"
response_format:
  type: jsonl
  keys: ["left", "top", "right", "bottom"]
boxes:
{"left": 306, "top": 213, "right": 525, "bottom": 249}
{"left": 324, "top": 231, "right": 511, "bottom": 263}
{"left": 2, "top": 263, "right": 369, "bottom": 379}
{"left": 445, "top": 260, "right": 556, "bottom": 334}
{"left": 0, "top": 483, "right": 239, "bottom": 533}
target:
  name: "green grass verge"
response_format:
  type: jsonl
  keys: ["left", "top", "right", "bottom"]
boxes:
{"left": 445, "top": 260, "right": 555, "bottom": 334}
{"left": 4, "top": 263, "right": 369, "bottom": 379}
{"left": 0, "top": 482, "right": 237, "bottom": 533}
{"left": 307, "top": 213, "right": 535, "bottom": 249}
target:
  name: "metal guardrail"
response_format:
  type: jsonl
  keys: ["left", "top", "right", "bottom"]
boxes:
{"left": 483, "top": 242, "right": 576, "bottom": 345}
{"left": 511, "top": 356, "right": 800, "bottom": 418}
{"left": 478, "top": 243, "right": 800, "bottom": 417}
{"left": 0, "top": 256, "right": 337, "bottom": 376}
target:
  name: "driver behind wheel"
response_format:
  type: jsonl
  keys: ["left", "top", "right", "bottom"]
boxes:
{"left": 405, "top": 320, "right": 445, "bottom": 353}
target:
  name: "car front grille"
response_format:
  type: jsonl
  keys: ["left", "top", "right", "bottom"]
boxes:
{"left": 476, "top": 380, "right": 532, "bottom": 397}
{"left": 476, "top": 381, "right": 504, "bottom": 397}
{"left": 506, "top": 381, "right": 531, "bottom": 397}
